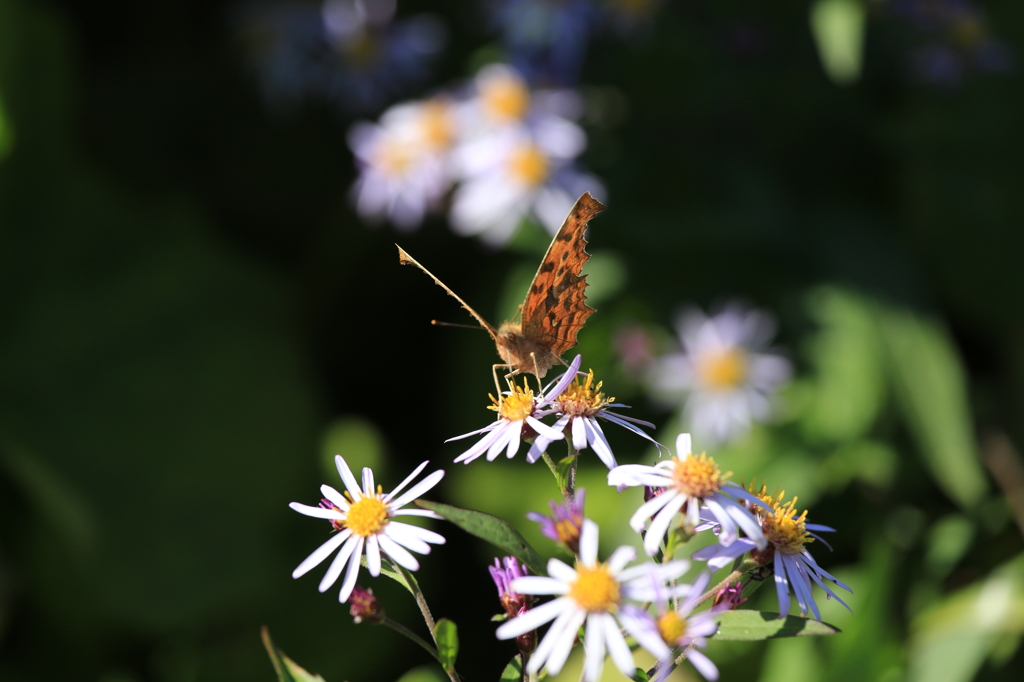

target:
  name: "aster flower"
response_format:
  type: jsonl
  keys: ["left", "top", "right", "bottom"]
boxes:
{"left": 607, "top": 433, "right": 768, "bottom": 557}
{"left": 489, "top": 0, "right": 598, "bottom": 86}
{"left": 495, "top": 520, "right": 692, "bottom": 682}
{"left": 290, "top": 455, "right": 446, "bottom": 603}
{"left": 692, "top": 484, "right": 852, "bottom": 621}
{"left": 527, "top": 488, "right": 586, "bottom": 554}
{"left": 619, "top": 571, "right": 720, "bottom": 682}
{"left": 349, "top": 97, "right": 456, "bottom": 229}
{"left": 448, "top": 64, "right": 603, "bottom": 245}
{"left": 531, "top": 367, "right": 661, "bottom": 469}
{"left": 490, "top": 556, "right": 537, "bottom": 655}
{"left": 447, "top": 355, "right": 580, "bottom": 464}
{"left": 650, "top": 304, "right": 791, "bottom": 445}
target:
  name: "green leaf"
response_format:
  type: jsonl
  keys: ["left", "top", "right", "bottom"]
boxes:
{"left": 555, "top": 455, "right": 575, "bottom": 494}
{"left": 809, "top": 0, "right": 865, "bottom": 85}
{"left": 374, "top": 556, "right": 416, "bottom": 596}
{"left": 499, "top": 655, "right": 525, "bottom": 682}
{"left": 261, "top": 627, "right": 328, "bottom": 682}
{"left": 878, "top": 309, "right": 988, "bottom": 510}
{"left": 416, "top": 500, "right": 546, "bottom": 575}
{"left": 631, "top": 667, "right": 651, "bottom": 682}
{"left": 714, "top": 610, "right": 841, "bottom": 640}
{"left": 433, "top": 618, "right": 459, "bottom": 673}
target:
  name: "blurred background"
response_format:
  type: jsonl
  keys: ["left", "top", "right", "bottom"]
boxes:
{"left": 2, "top": 1, "right": 1024, "bottom": 681}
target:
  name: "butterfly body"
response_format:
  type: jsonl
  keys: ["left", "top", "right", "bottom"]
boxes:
{"left": 398, "top": 192, "right": 606, "bottom": 378}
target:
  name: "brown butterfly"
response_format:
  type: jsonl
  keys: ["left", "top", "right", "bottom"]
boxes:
{"left": 397, "top": 192, "right": 606, "bottom": 378}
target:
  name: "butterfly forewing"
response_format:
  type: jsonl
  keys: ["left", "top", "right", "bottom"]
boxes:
{"left": 519, "top": 192, "right": 606, "bottom": 356}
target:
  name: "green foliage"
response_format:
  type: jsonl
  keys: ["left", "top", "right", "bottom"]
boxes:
{"left": 498, "top": 655, "right": 524, "bottom": 682}
{"left": 416, "top": 500, "right": 546, "bottom": 575}
{"left": 714, "top": 610, "right": 841, "bottom": 641}
{"left": 433, "top": 619, "right": 459, "bottom": 674}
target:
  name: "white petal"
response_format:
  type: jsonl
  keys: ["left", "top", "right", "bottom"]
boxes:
{"left": 496, "top": 596, "right": 569, "bottom": 639}
{"left": 688, "top": 649, "right": 720, "bottom": 681}
{"left": 542, "top": 608, "right": 587, "bottom": 676}
{"left": 386, "top": 521, "right": 445, "bottom": 546}
{"left": 338, "top": 539, "right": 364, "bottom": 603}
{"left": 545, "top": 558, "right": 578, "bottom": 584}
{"left": 627, "top": 489, "right": 677, "bottom": 532}
{"left": 583, "top": 613, "right": 608, "bottom": 682}
{"left": 572, "top": 417, "right": 587, "bottom": 450}
{"left": 510, "top": 575, "right": 570, "bottom": 596}
{"left": 382, "top": 524, "right": 432, "bottom": 554}
{"left": 644, "top": 492, "right": 687, "bottom": 556}
{"left": 288, "top": 502, "right": 343, "bottom": 520}
{"left": 606, "top": 545, "right": 637, "bottom": 573}
{"left": 676, "top": 433, "right": 692, "bottom": 456}
{"left": 603, "top": 613, "right": 635, "bottom": 677}
{"left": 320, "top": 485, "right": 349, "bottom": 510}
{"left": 389, "top": 469, "right": 445, "bottom": 509}
{"left": 316, "top": 536, "right": 359, "bottom": 594}
{"left": 365, "top": 534, "right": 382, "bottom": 576}
{"left": 361, "top": 467, "right": 375, "bottom": 496}
{"left": 578, "top": 520, "right": 599, "bottom": 564}
{"left": 292, "top": 531, "right": 349, "bottom": 579}
{"left": 378, "top": 533, "right": 420, "bottom": 571}
{"left": 385, "top": 460, "right": 430, "bottom": 503}
{"left": 334, "top": 455, "right": 363, "bottom": 498}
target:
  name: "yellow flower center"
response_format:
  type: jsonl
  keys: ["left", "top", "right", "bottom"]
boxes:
{"left": 696, "top": 347, "right": 749, "bottom": 390}
{"left": 671, "top": 452, "right": 730, "bottom": 499}
{"left": 557, "top": 370, "right": 614, "bottom": 418}
{"left": 374, "top": 139, "right": 413, "bottom": 177}
{"left": 554, "top": 518, "right": 581, "bottom": 547}
{"left": 419, "top": 100, "right": 454, "bottom": 151}
{"left": 657, "top": 611, "right": 687, "bottom": 644}
{"left": 482, "top": 73, "right": 530, "bottom": 122}
{"left": 568, "top": 564, "right": 621, "bottom": 613}
{"left": 507, "top": 144, "right": 549, "bottom": 186}
{"left": 752, "top": 486, "right": 813, "bottom": 555}
{"left": 345, "top": 495, "right": 390, "bottom": 537}
{"left": 491, "top": 382, "right": 535, "bottom": 422}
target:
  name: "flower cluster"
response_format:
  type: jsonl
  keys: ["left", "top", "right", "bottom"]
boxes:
{"left": 285, "top": 318, "right": 850, "bottom": 682}
{"left": 448, "top": 354, "right": 656, "bottom": 468}
{"left": 349, "top": 63, "right": 604, "bottom": 243}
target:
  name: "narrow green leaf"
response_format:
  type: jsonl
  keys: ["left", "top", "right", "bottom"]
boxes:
{"left": 499, "top": 654, "right": 525, "bottom": 682}
{"left": 715, "top": 610, "right": 841, "bottom": 640}
{"left": 375, "top": 556, "right": 416, "bottom": 595}
{"left": 434, "top": 618, "right": 459, "bottom": 673}
{"left": 261, "top": 626, "right": 328, "bottom": 682}
{"left": 416, "top": 500, "right": 545, "bottom": 575}
{"left": 631, "top": 667, "right": 651, "bottom": 682}
{"left": 878, "top": 309, "right": 987, "bottom": 509}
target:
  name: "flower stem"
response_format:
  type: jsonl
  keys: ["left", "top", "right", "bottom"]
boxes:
{"left": 381, "top": 617, "right": 443, "bottom": 664}
{"left": 392, "top": 561, "right": 462, "bottom": 682}
{"left": 695, "top": 569, "right": 743, "bottom": 606}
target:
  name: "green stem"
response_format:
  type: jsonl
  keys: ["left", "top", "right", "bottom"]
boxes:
{"left": 695, "top": 569, "right": 743, "bottom": 607}
{"left": 392, "top": 562, "right": 462, "bottom": 682}
{"left": 381, "top": 617, "right": 443, "bottom": 665}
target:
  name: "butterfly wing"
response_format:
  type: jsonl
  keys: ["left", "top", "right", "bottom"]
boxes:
{"left": 519, "top": 192, "right": 606, "bottom": 356}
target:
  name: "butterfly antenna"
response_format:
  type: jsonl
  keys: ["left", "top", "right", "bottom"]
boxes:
{"left": 431, "top": 320, "right": 489, "bottom": 330}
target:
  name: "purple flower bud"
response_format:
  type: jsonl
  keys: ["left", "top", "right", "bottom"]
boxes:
{"left": 347, "top": 586, "right": 384, "bottom": 624}
{"left": 527, "top": 489, "right": 586, "bottom": 554}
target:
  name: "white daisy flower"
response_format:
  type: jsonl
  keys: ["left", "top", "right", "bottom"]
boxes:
{"left": 448, "top": 65, "right": 602, "bottom": 245}
{"left": 348, "top": 97, "right": 456, "bottom": 230}
{"left": 447, "top": 354, "right": 581, "bottom": 464}
{"left": 619, "top": 571, "right": 720, "bottom": 682}
{"left": 531, "top": 366, "right": 662, "bottom": 469}
{"left": 607, "top": 433, "right": 769, "bottom": 556}
{"left": 692, "top": 485, "right": 852, "bottom": 621}
{"left": 650, "top": 304, "right": 792, "bottom": 445}
{"left": 495, "top": 519, "right": 692, "bottom": 682}
{"left": 290, "top": 455, "right": 446, "bottom": 603}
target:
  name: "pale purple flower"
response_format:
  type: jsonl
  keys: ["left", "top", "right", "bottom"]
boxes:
{"left": 607, "top": 433, "right": 768, "bottom": 556}
{"left": 447, "top": 355, "right": 581, "bottom": 463}
{"left": 650, "top": 303, "right": 792, "bottom": 445}
{"left": 527, "top": 489, "right": 586, "bottom": 554}
{"left": 692, "top": 487, "right": 852, "bottom": 620}
{"left": 495, "top": 520, "right": 692, "bottom": 682}
{"left": 290, "top": 455, "right": 445, "bottom": 603}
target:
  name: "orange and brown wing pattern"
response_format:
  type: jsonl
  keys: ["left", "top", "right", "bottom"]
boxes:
{"left": 520, "top": 192, "right": 606, "bottom": 356}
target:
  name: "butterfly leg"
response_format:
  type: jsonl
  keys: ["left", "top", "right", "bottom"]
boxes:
{"left": 492, "top": 364, "right": 516, "bottom": 407}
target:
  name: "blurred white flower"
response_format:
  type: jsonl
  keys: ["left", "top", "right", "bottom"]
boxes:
{"left": 349, "top": 97, "right": 457, "bottom": 229}
{"left": 650, "top": 304, "right": 791, "bottom": 445}
{"left": 449, "top": 64, "right": 602, "bottom": 245}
